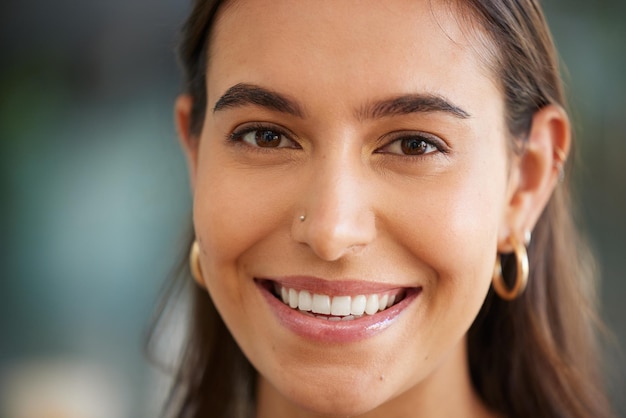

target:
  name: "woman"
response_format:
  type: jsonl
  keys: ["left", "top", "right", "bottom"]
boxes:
{"left": 150, "top": 0, "right": 613, "bottom": 416}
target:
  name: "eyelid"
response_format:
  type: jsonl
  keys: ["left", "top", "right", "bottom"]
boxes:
{"left": 229, "top": 122, "right": 301, "bottom": 148}
{"left": 376, "top": 130, "right": 450, "bottom": 155}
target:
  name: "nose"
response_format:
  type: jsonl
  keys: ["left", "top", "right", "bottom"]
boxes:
{"left": 291, "top": 154, "right": 377, "bottom": 261}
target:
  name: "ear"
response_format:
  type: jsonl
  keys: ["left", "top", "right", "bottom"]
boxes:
{"left": 498, "top": 105, "right": 571, "bottom": 252}
{"left": 175, "top": 94, "right": 200, "bottom": 191}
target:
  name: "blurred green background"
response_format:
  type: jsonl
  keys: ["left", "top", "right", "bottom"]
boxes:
{"left": 0, "top": 0, "right": 624, "bottom": 417}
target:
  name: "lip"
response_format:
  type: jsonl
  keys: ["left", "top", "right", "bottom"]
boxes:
{"left": 255, "top": 277, "right": 421, "bottom": 343}
{"left": 268, "top": 276, "right": 408, "bottom": 295}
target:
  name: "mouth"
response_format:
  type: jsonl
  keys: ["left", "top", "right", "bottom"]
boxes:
{"left": 256, "top": 278, "right": 421, "bottom": 343}
{"left": 267, "top": 281, "right": 406, "bottom": 321}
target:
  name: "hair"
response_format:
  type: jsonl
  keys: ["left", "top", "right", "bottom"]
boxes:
{"left": 147, "top": 1, "right": 613, "bottom": 417}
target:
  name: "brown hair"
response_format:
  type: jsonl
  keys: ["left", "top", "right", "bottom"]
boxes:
{"left": 147, "top": 1, "right": 613, "bottom": 417}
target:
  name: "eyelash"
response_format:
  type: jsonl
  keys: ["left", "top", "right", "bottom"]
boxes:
{"left": 227, "top": 123, "right": 448, "bottom": 157}
{"left": 376, "top": 132, "right": 449, "bottom": 158}
{"left": 228, "top": 123, "right": 300, "bottom": 151}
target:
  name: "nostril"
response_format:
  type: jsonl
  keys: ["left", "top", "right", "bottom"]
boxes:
{"left": 292, "top": 211, "right": 376, "bottom": 262}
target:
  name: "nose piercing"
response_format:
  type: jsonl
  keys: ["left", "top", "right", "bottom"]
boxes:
{"left": 299, "top": 214, "right": 306, "bottom": 222}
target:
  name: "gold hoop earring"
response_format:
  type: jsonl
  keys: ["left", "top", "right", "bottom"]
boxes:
{"left": 190, "top": 240, "right": 204, "bottom": 283}
{"left": 492, "top": 235, "right": 529, "bottom": 300}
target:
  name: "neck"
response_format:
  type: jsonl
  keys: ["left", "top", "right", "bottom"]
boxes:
{"left": 255, "top": 338, "right": 498, "bottom": 418}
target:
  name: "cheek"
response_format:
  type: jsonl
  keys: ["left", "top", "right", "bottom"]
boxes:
{"left": 433, "top": 185, "right": 500, "bottom": 296}
{"left": 433, "top": 143, "right": 508, "bottom": 279}
{"left": 191, "top": 147, "right": 299, "bottom": 301}
{"left": 190, "top": 157, "right": 290, "bottom": 353}
{"left": 387, "top": 155, "right": 507, "bottom": 331}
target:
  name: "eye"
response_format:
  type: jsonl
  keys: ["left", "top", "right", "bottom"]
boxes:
{"left": 378, "top": 133, "right": 443, "bottom": 156}
{"left": 242, "top": 129, "right": 288, "bottom": 148}
{"left": 230, "top": 125, "right": 299, "bottom": 149}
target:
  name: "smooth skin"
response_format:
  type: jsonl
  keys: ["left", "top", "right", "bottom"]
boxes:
{"left": 176, "top": 0, "right": 570, "bottom": 417}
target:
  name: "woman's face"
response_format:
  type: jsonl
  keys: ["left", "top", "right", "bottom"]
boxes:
{"left": 185, "top": 0, "right": 513, "bottom": 415}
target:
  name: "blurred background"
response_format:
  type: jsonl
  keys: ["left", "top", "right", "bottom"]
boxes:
{"left": 0, "top": 0, "right": 624, "bottom": 417}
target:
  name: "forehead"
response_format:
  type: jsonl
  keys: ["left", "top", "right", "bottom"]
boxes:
{"left": 206, "top": 0, "right": 499, "bottom": 115}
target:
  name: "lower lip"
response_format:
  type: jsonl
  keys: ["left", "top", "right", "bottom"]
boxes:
{"left": 256, "top": 281, "right": 421, "bottom": 343}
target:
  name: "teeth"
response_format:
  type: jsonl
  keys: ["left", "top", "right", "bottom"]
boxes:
{"left": 289, "top": 288, "right": 298, "bottom": 309}
{"left": 312, "top": 294, "right": 331, "bottom": 314}
{"left": 365, "top": 294, "right": 379, "bottom": 315}
{"left": 298, "top": 290, "right": 312, "bottom": 311}
{"left": 277, "top": 285, "right": 401, "bottom": 319}
{"left": 351, "top": 295, "right": 366, "bottom": 315}
{"left": 379, "top": 294, "right": 389, "bottom": 312}
{"left": 331, "top": 296, "right": 351, "bottom": 316}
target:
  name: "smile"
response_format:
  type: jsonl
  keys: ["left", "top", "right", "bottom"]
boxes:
{"left": 273, "top": 283, "right": 405, "bottom": 320}
{"left": 256, "top": 278, "right": 421, "bottom": 343}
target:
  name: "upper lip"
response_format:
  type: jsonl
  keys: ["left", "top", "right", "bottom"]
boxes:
{"left": 257, "top": 276, "right": 419, "bottom": 296}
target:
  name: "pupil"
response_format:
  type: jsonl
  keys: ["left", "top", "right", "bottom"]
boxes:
{"left": 401, "top": 138, "right": 426, "bottom": 155}
{"left": 256, "top": 130, "right": 281, "bottom": 147}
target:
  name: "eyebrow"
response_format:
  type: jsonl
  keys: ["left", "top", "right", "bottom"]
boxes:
{"left": 358, "top": 94, "right": 471, "bottom": 120}
{"left": 213, "top": 83, "right": 305, "bottom": 117}
{"left": 213, "top": 83, "right": 470, "bottom": 120}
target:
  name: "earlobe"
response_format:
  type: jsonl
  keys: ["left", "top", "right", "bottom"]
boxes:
{"left": 175, "top": 94, "right": 200, "bottom": 190}
{"left": 498, "top": 105, "right": 571, "bottom": 252}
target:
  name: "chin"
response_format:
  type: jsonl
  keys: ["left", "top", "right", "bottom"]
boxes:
{"left": 270, "top": 369, "right": 397, "bottom": 417}
{"left": 292, "top": 392, "right": 382, "bottom": 417}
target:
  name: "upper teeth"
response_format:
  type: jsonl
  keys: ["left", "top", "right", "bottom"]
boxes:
{"left": 276, "top": 285, "right": 398, "bottom": 317}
